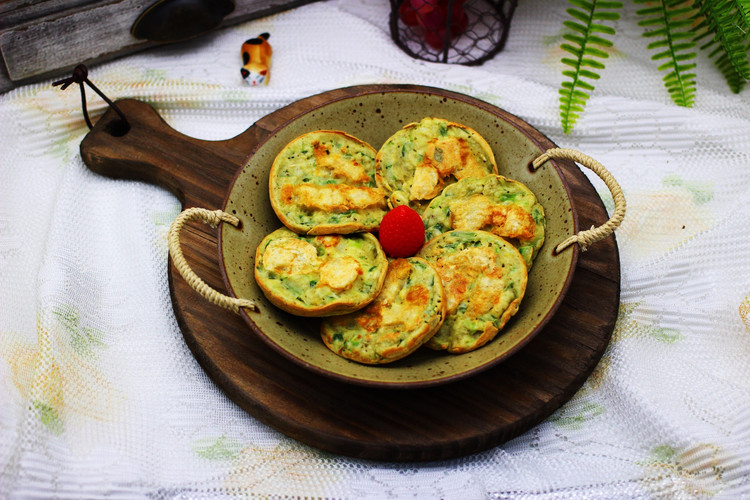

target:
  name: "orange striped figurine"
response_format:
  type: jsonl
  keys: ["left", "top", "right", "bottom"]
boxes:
{"left": 240, "top": 32, "right": 272, "bottom": 86}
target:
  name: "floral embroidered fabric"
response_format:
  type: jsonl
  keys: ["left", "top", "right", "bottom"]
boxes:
{"left": 1, "top": 1, "right": 750, "bottom": 497}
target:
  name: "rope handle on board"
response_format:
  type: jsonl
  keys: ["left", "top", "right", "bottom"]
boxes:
{"left": 171, "top": 150, "right": 623, "bottom": 310}
{"left": 532, "top": 148, "right": 626, "bottom": 254}
{"left": 168, "top": 208, "right": 258, "bottom": 314}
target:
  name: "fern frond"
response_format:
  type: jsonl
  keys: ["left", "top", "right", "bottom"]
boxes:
{"left": 635, "top": 0, "right": 699, "bottom": 107}
{"left": 735, "top": 0, "right": 750, "bottom": 28}
{"left": 713, "top": 49, "right": 748, "bottom": 92}
{"left": 694, "top": 0, "right": 750, "bottom": 91}
{"left": 558, "top": 0, "right": 623, "bottom": 134}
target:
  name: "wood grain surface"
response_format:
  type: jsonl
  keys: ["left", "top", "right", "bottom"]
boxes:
{"left": 0, "top": 0, "right": 320, "bottom": 92}
{"left": 80, "top": 85, "right": 620, "bottom": 462}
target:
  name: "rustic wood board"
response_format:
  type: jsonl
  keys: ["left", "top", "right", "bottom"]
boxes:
{"left": 80, "top": 85, "right": 620, "bottom": 462}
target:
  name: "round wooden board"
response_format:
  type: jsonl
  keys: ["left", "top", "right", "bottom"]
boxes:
{"left": 80, "top": 85, "right": 620, "bottom": 462}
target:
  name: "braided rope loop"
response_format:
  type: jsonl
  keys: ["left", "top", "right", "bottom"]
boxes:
{"left": 531, "top": 148, "right": 626, "bottom": 253}
{"left": 168, "top": 208, "right": 258, "bottom": 314}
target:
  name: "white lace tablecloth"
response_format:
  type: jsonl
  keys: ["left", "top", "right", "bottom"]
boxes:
{"left": 2, "top": 1, "right": 750, "bottom": 498}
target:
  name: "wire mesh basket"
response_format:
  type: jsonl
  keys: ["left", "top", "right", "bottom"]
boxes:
{"left": 389, "top": 0, "right": 517, "bottom": 65}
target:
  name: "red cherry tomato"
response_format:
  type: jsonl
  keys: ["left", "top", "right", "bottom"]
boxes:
{"left": 415, "top": 2, "right": 446, "bottom": 32}
{"left": 377, "top": 205, "right": 425, "bottom": 258}
{"left": 398, "top": 1, "right": 419, "bottom": 27}
{"left": 424, "top": 29, "right": 448, "bottom": 50}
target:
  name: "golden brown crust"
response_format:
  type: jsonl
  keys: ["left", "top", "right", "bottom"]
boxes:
{"left": 418, "top": 230, "right": 528, "bottom": 354}
{"left": 375, "top": 118, "right": 498, "bottom": 213}
{"left": 269, "top": 130, "right": 386, "bottom": 235}
{"left": 254, "top": 228, "right": 388, "bottom": 317}
{"left": 422, "top": 175, "right": 546, "bottom": 268}
{"left": 320, "top": 258, "right": 446, "bottom": 363}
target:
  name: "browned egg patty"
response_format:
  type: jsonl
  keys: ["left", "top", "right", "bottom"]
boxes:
{"left": 269, "top": 130, "right": 387, "bottom": 234}
{"left": 417, "top": 230, "right": 528, "bottom": 353}
{"left": 320, "top": 257, "right": 446, "bottom": 364}
{"left": 422, "top": 175, "right": 546, "bottom": 268}
{"left": 375, "top": 117, "right": 497, "bottom": 213}
{"left": 254, "top": 227, "right": 388, "bottom": 317}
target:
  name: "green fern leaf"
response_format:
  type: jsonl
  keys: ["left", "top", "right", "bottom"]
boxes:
{"left": 694, "top": 0, "right": 750, "bottom": 92}
{"left": 713, "top": 50, "right": 748, "bottom": 92}
{"left": 738, "top": 0, "right": 750, "bottom": 26}
{"left": 559, "top": 0, "right": 623, "bottom": 134}
{"left": 635, "top": 0, "right": 699, "bottom": 107}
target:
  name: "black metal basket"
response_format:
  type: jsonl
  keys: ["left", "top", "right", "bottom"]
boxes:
{"left": 389, "top": 0, "right": 517, "bottom": 65}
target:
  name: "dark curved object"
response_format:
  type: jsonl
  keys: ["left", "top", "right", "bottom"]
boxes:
{"left": 389, "top": 0, "right": 517, "bottom": 66}
{"left": 131, "top": 0, "right": 235, "bottom": 43}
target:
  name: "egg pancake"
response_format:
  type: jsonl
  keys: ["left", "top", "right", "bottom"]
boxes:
{"left": 269, "top": 130, "right": 387, "bottom": 234}
{"left": 422, "top": 175, "right": 546, "bottom": 268}
{"left": 375, "top": 117, "right": 497, "bottom": 213}
{"left": 254, "top": 227, "right": 388, "bottom": 316}
{"left": 321, "top": 257, "right": 446, "bottom": 364}
{"left": 417, "top": 230, "right": 528, "bottom": 353}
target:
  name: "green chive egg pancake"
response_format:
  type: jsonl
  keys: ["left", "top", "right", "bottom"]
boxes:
{"left": 417, "top": 230, "right": 528, "bottom": 354}
{"left": 320, "top": 258, "right": 446, "bottom": 364}
{"left": 422, "top": 175, "right": 546, "bottom": 268}
{"left": 254, "top": 227, "right": 388, "bottom": 317}
{"left": 269, "top": 130, "right": 387, "bottom": 235}
{"left": 375, "top": 117, "right": 498, "bottom": 213}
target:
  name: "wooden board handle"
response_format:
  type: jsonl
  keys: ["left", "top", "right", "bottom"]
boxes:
{"left": 80, "top": 98, "right": 254, "bottom": 209}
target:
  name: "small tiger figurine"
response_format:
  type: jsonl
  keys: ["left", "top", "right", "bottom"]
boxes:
{"left": 241, "top": 32, "right": 272, "bottom": 86}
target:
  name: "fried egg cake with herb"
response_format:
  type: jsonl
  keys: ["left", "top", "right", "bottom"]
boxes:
{"left": 422, "top": 175, "right": 546, "bottom": 268}
{"left": 269, "top": 130, "right": 387, "bottom": 235}
{"left": 254, "top": 228, "right": 388, "bottom": 316}
{"left": 417, "top": 230, "right": 528, "bottom": 353}
{"left": 375, "top": 117, "right": 497, "bottom": 213}
{"left": 321, "top": 258, "right": 446, "bottom": 364}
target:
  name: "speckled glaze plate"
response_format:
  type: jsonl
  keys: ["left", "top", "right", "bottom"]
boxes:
{"left": 218, "top": 89, "right": 579, "bottom": 388}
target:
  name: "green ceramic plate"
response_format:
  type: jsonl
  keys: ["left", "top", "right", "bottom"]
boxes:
{"left": 219, "top": 86, "right": 579, "bottom": 388}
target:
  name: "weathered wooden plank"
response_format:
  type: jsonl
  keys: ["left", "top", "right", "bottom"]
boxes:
{"left": 0, "top": 0, "right": 319, "bottom": 93}
{"left": 1, "top": 0, "right": 152, "bottom": 81}
{"left": 0, "top": 0, "right": 101, "bottom": 29}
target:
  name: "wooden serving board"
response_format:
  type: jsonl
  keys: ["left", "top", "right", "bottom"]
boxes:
{"left": 80, "top": 85, "right": 620, "bottom": 462}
